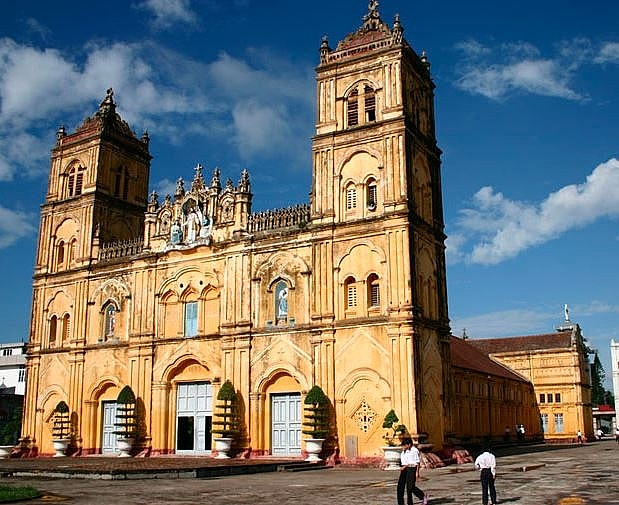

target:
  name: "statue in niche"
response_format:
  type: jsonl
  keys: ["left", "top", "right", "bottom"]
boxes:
{"left": 170, "top": 220, "right": 182, "bottom": 244}
{"left": 183, "top": 207, "right": 201, "bottom": 243}
{"left": 277, "top": 286, "right": 288, "bottom": 319}
{"left": 198, "top": 206, "right": 212, "bottom": 239}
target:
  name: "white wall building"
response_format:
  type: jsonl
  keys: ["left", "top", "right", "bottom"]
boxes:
{"left": 0, "top": 342, "right": 26, "bottom": 396}
{"left": 612, "top": 339, "right": 619, "bottom": 428}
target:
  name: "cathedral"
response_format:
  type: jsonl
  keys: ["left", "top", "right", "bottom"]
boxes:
{"left": 24, "top": 3, "right": 457, "bottom": 458}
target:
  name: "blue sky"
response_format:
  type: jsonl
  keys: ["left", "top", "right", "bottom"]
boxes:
{"left": 1, "top": 0, "right": 618, "bottom": 388}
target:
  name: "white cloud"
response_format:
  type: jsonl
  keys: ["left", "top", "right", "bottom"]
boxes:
{"left": 447, "top": 158, "right": 619, "bottom": 265}
{"left": 595, "top": 42, "right": 619, "bottom": 64}
{"left": 454, "top": 38, "right": 584, "bottom": 101}
{"left": 135, "top": 0, "right": 198, "bottom": 30}
{"left": 0, "top": 205, "right": 36, "bottom": 249}
{"left": 0, "top": 37, "right": 312, "bottom": 182}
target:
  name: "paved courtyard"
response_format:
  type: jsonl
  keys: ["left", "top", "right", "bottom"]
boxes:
{"left": 0, "top": 440, "right": 617, "bottom": 504}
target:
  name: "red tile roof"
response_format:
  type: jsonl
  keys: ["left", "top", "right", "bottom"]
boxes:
{"left": 465, "top": 331, "right": 574, "bottom": 355}
{"left": 450, "top": 336, "right": 530, "bottom": 382}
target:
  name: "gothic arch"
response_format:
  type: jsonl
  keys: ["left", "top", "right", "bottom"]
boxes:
{"left": 159, "top": 354, "right": 212, "bottom": 384}
{"left": 335, "top": 240, "right": 387, "bottom": 274}
{"left": 253, "top": 251, "right": 310, "bottom": 280}
{"left": 337, "top": 149, "right": 382, "bottom": 179}
{"left": 336, "top": 367, "right": 390, "bottom": 400}
{"left": 254, "top": 364, "right": 310, "bottom": 394}
{"left": 158, "top": 266, "right": 220, "bottom": 298}
{"left": 90, "top": 277, "right": 131, "bottom": 310}
{"left": 86, "top": 377, "right": 121, "bottom": 402}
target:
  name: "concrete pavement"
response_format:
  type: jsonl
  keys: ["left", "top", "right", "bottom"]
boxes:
{"left": 0, "top": 440, "right": 617, "bottom": 504}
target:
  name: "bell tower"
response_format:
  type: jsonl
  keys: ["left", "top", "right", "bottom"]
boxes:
{"left": 311, "top": 2, "right": 451, "bottom": 446}
{"left": 34, "top": 89, "right": 151, "bottom": 276}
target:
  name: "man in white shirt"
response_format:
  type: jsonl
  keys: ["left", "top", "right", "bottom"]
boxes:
{"left": 474, "top": 445, "right": 497, "bottom": 505}
{"left": 397, "top": 437, "right": 428, "bottom": 505}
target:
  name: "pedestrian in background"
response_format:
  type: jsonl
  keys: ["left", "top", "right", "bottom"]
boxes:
{"left": 397, "top": 437, "right": 429, "bottom": 505}
{"left": 474, "top": 445, "right": 497, "bottom": 505}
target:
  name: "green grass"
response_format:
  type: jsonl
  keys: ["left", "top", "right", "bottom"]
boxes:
{"left": 0, "top": 485, "right": 41, "bottom": 502}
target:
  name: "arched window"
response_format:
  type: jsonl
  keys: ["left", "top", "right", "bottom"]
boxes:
{"left": 49, "top": 315, "right": 57, "bottom": 347}
{"left": 104, "top": 303, "right": 117, "bottom": 338}
{"left": 366, "top": 178, "right": 377, "bottom": 211}
{"left": 184, "top": 301, "right": 198, "bottom": 337}
{"left": 69, "top": 239, "right": 77, "bottom": 265}
{"left": 61, "top": 314, "right": 71, "bottom": 345}
{"left": 364, "top": 85, "right": 376, "bottom": 122}
{"left": 367, "top": 273, "right": 380, "bottom": 308}
{"left": 346, "top": 185, "right": 357, "bottom": 211}
{"left": 56, "top": 241, "right": 65, "bottom": 270}
{"left": 347, "top": 88, "right": 359, "bottom": 127}
{"left": 344, "top": 276, "right": 357, "bottom": 310}
{"left": 67, "top": 165, "right": 85, "bottom": 197}
{"left": 275, "top": 280, "right": 289, "bottom": 321}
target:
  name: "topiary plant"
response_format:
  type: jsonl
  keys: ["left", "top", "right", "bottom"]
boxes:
{"left": 302, "top": 385, "right": 330, "bottom": 439}
{"left": 382, "top": 409, "right": 407, "bottom": 446}
{"left": 211, "top": 380, "right": 241, "bottom": 439}
{"left": 51, "top": 401, "right": 70, "bottom": 440}
{"left": 113, "top": 385, "right": 137, "bottom": 438}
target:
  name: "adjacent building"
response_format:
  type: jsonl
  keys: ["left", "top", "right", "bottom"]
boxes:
{"left": 468, "top": 318, "right": 593, "bottom": 441}
{"left": 0, "top": 342, "right": 26, "bottom": 445}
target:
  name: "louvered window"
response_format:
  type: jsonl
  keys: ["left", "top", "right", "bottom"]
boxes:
{"left": 346, "top": 187, "right": 357, "bottom": 210}
{"left": 364, "top": 85, "right": 376, "bottom": 122}
{"left": 347, "top": 89, "right": 358, "bottom": 127}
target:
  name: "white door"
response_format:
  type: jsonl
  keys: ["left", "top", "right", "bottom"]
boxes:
{"left": 176, "top": 382, "right": 213, "bottom": 454}
{"left": 271, "top": 393, "right": 301, "bottom": 455}
{"left": 102, "top": 401, "right": 117, "bottom": 454}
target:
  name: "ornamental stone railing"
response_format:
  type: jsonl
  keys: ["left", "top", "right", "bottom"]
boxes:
{"left": 98, "top": 237, "right": 144, "bottom": 260}
{"left": 248, "top": 204, "right": 310, "bottom": 233}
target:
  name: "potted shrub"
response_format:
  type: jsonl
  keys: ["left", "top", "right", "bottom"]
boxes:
{"left": 381, "top": 409, "right": 407, "bottom": 470}
{"left": 51, "top": 400, "right": 71, "bottom": 457}
{"left": 302, "top": 385, "right": 330, "bottom": 462}
{"left": 113, "top": 385, "right": 137, "bottom": 457}
{"left": 211, "top": 380, "right": 241, "bottom": 458}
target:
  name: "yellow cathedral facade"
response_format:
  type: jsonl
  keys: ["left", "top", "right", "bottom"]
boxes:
{"left": 23, "top": 3, "right": 568, "bottom": 459}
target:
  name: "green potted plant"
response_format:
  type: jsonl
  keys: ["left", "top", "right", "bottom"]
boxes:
{"left": 51, "top": 400, "right": 70, "bottom": 457}
{"left": 302, "top": 385, "right": 330, "bottom": 461}
{"left": 381, "top": 409, "right": 407, "bottom": 470}
{"left": 113, "top": 385, "right": 137, "bottom": 457}
{"left": 211, "top": 380, "right": 241, "bottom": 458}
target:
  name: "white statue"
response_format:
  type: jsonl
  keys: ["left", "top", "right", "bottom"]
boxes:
{"left": 564, "top": 304, "right": 569, "bottom": 322}
{"left": 197, "top": 205, "right": 212, "bottom": 239}
{"left": 170, "top": 220, "right": 182, "bottom": 244}
{"left": 183, "top": 209, "right": 200, "bottom": 243}
{"left": 278, "top": 287, "right": 288, "bottom": 318}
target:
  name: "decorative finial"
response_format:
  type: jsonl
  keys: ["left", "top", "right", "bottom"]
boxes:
{"left": 564, "top": 304, "right": 570, "bottom": 322}
{"left": 392, "top": 13, "right": 403, "bottom": 44}
{"left": 56, "top": 125, "right": 66, "bottom": 141}
{"left": 420, "top": 51, "right": 430, "bottom": 70}
{"left": 320, "top": 35, "right": 331, "bottom": 64}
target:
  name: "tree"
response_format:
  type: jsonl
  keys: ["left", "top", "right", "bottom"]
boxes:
{"left": 591, "top": 353, "right": 607, "bottom": 406}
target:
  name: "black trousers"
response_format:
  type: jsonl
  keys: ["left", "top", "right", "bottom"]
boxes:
{"left": 480, "top": 468, "right": 497, "bottom": 505}
{"left": 397, "top": 466, "right": 424, "bottom": 505}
